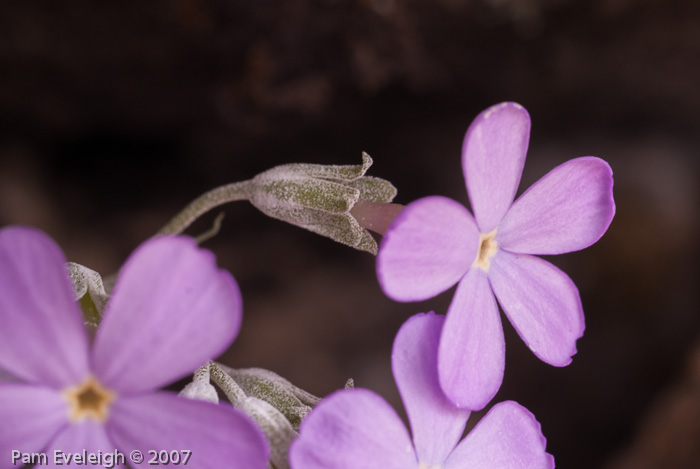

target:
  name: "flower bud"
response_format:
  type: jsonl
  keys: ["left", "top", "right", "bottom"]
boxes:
{"left": 212, "top": 364, "right": 323, "bottom": 469}
{"left": 237, "top": 396, "right": 297, "bottom": 469}
{"left": 66, "top": 262, "right": 109, "bottom": 325}
{"left": 179, "top": 379, "right": 220, "bottom": 404}
{"left": 179, "top": 363, "right": 220, "bottom": 404}
{"left": 217, "top": 365, "right": 320, "bottom": 430}
{"left": 248, "top": 153, "right": 397, "bottom": 254}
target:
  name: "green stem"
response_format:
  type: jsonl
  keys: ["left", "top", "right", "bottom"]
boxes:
{"left": 157, "top": 180, "right": 253, "bottom": 236}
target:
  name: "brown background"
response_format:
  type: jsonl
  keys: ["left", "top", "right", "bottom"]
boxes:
{"left": 1, "top": 1, "right": 699, "bottom": 468}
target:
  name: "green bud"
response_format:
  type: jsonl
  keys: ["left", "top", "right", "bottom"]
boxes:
{"left": 248, "top": 153, "right": 397, "bottom": 254}
{"left": 207, "top": 363, "right": 354, "bottom": 469}
{"left": 183, "top": 363, "right": 297, "bottom": 469}
{"left": 179, "top": 364, "right": 219, "bottom": 404}
{"left": 237, "top": 396, "right": 297, "bottom": 469}
{"left": 66, "top": 262, "right": 109, "bottom": 326}
{"left": 216, "top": 365, "right": 320, "bottom": 431}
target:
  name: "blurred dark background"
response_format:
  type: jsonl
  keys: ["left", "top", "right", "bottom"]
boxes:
{"left": 1, "top": 0, "right": 699, "bottom": 467}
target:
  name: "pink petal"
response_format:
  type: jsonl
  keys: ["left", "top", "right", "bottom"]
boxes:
{"left": 377, "top": 196, "right": 478, "bottom": 301}
{"left": 489, "top": 251, "right": 584, "bottom": 366}
{"left": 392, "top": 313, "right": 470, "bottom": 466}
{"left": 443, "top": 401, "right": 554, "bottom": 469}
{"left": 45, "top": 420, "right": 124, "bottom": 468}
{"left": 0, "top": 227, "right": 89, "bottom": 388}
{"left": 463, "top": 102, "right": 530, "bottom": 233}
{"left": 438, "top": 269, "right": 505, "bottom": 410}
{"left": 0, "top": 368, "right": 18, "bottom": 382}
{"left": 93, "top": 236, "right": 242, "bottom": 393}
{"left": 289, "top": 389, "right": 417, "bottom": 469}
{"left": 498, "top": 157, "right": 616, "bottom": 254}
{"left": 0, "top": 383, "right": 68, "bottom": 464}
{"left": 107, "top": 392, "right": 269, "bottom": 469}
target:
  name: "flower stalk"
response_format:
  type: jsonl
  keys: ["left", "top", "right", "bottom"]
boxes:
{"left": 156, "top": 153, "right": 399, "bottom": 254}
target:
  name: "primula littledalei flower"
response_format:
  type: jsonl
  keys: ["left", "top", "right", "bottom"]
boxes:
{"left": 0, "top": 227, "right": 269, "bottom": 468}
{"left": 289, "top": 312, "right": 554, "bottom": 469}
{"left": 377, "top": 102, "right": 616, "bottom": 410}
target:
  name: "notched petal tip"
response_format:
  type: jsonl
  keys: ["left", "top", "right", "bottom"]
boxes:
{"left": 489, "top": 252, "right": 585, "bottom": 368}
{"left": 593, "top": 155, "right": 617, "bottom": 228}
{"left": 444, "top": 400, "right": 554, "bottom": 469}
{"left": 492, "top": 401, "right": 555, "bottom": 469}
{"left": 515, "top": 401, "right": 555, "bottom": 469}
{"left": 93, "top": 235, "right": 242, "bottom": 393}
{"left": 498, "top": 155, "right": 616, "bottom": 255}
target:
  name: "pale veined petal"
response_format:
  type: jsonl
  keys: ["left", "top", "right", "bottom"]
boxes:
{"left": 489, "top": 251, "right": 584, "bottom": 366}
{"left": 498, "top": 157, "right": 615, "bottom": 255}
{"left": 377, "top": 196, "right": 478, "bottom": 302}
{"left": 463, "top": 102, "right": 530, "bottom": 233}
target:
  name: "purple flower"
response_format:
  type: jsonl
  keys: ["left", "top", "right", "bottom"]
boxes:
{"left": 290, "top": 312, "right": 554, "bottom": 469}
{"left": 0, "top": 227, "right": 269, "bottom": 468}
{"left": 377, "top": 102, "right": 616, "bottom": 410}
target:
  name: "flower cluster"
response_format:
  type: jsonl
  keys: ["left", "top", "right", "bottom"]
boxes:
{"left": 377, "top": 102, "right": 615, "bottom": 409}
{"left": 0, "top": 102, "right": 614, "bottom": 468}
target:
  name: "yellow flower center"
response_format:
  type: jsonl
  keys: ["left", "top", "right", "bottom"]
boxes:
{"left": 473, "top": 229, "right": 498, "bottom": 272}
{"left": 63, "top": 376, "right": 116, "bottom": 423}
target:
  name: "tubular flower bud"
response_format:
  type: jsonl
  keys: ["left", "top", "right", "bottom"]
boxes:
{"left": 248, "top": 152, "right": 397, "bottom": 254}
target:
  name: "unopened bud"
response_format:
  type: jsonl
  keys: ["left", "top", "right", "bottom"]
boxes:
{"left": 248, "top": 153, "right": 397, "bottom": 254}
{"left": 216, "top": 365, "right": 320, "bottom": 430}
{"left": 66, "top": 262, "right": 109, "bottom": 326}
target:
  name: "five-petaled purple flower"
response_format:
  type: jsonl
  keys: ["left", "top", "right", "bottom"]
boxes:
{"left": 0, "top": 227, "right": 269, "bottom": 468}
{"left": 290, "top": 312, "right": 554, "bottom": 469}
{"left": 377, "top": 102, "right": 616, "bottom": 410}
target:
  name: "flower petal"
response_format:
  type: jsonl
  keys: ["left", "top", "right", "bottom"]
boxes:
{"left": 0, "top": 227, "right": 89, "bottom": 388}
{"left": 377, "top": 196, "right": 478, "bottom": 301}
{"left": 438, "top": 269, "right": 505, "bottom": 410}
{"left": 289, "top": 388, "right": 417, "bottom": 469}
{"left": 92, "top": 236, "right": 242, "bottom": 393}
{"left": 463, "top": 102, "right": 530, "bottom": 233}
{"left": 392, "top": 313, "right": 469, "bottom": 466}
{"left": 489, "top": 251, "right": 584, "bottom": 366}
{"left": 498, "top": 157, "right": 616, "bottom": 254}
{"left": 443, "top": 401, "right": 554, "bottom": 469}
{"left": 45, "top": 420, "right": 124, "bottom": 468}
{"left": 107, "top": 392, "right": 269, "bottom": 469}
{"left": 0, "top": 383, "right": 68, "bottom": 466}
{"left": 0, "top": 368, "right": 18, "bottom": 382}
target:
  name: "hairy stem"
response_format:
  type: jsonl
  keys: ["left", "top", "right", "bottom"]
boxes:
{"left": 157, "top": 181, "right": 253, "bottom": 236}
